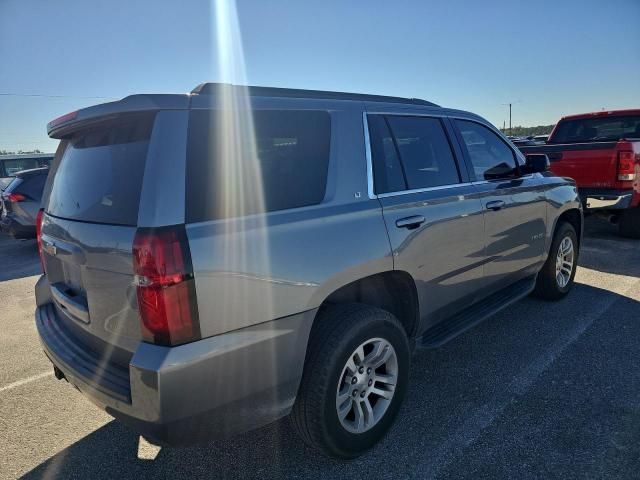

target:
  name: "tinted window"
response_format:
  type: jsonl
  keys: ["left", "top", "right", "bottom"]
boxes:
{"left": 386, "top": 116, "right": 460, "bottom": 190}
{"left": 15, "top": 174, "right": 46, "bottom": 201}
{"left": 3, "top": 158, "right": 39, "bottom": 176}
{"left": 456, "top": 120, "right": 517, "bottom": 180}
{"left": 47, "top": 114, "right": 154, "bottom": 225}
{"left": 186, "top": 110, "right": 331, "bottom": 222}
{"left": 551, "top": 115, "right": 640, "bottom": 143}
{"left": 368, "top": 115, "right": 406, "bottom": 194}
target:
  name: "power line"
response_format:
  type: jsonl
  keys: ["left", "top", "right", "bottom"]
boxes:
{"left": 0, "top": 93, "right": 119, "bottom": 99}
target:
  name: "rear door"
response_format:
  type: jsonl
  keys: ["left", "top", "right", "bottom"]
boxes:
{"left": 453, "top": 119, "right": 547, "bottom": 291}
{"left": 367, "top": 113, "right": 486, "bottom": 332}
{"left": 41, "top": 113, "right": 157, "bottom": 361}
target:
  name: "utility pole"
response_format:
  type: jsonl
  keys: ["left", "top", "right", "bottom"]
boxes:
{"left": 502, "top": 102, "right": 517, "bottom": 136}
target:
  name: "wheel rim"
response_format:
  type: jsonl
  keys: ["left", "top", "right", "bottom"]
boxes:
{"left": 335, "top": 337, "right": 398, "bottom": 434}
{"left": 555, "top": 236, "right": 575, "bottom": 288}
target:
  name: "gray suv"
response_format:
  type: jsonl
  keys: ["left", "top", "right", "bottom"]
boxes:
{"left": 35, "top": 84, "right": 582, "bottom": 458}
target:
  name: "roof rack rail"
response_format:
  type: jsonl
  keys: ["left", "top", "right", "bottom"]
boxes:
{"left": 190, "top": 83, "right": 440, "bottom": 107}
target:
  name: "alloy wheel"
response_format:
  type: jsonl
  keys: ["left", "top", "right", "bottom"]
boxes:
{"left": 555, "top": 236, "right": 575, "bottom": 288}
{"left": 335, "top": 337, "right": 398, "bottom": 434}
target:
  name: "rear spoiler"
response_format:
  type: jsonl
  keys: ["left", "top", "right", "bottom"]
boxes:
{"left": 47, "top": 94, "right": 190, "bottom": 138}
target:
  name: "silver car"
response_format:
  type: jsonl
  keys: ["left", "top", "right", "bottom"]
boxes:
{"left": 1, "top": 167, "right": 48, "bottom": 238}
{"left": 35, "top": 84, "right": 582, "bottom": 458}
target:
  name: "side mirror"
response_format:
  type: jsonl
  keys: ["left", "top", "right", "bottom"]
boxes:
{"left": 524, "top": 153, "right": 550, "bottom": 173}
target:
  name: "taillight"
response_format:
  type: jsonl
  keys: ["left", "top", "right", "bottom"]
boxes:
{"left": 617, "top": 151, "right": 636, "bottom": 181}
{"left": 132, "top": 225, "right": 200, "bottom": 346}
{"left": 6, "top": 192, "right": 26, "bottom": 202}
{"left": 36, "top": 209, "right": 45, "bottom": 272}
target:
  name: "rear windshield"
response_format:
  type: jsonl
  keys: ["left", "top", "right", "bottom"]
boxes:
{"left": 186, "top": 109, "right": 331, "bottom": 223}
{"left": 9, "top": 174, "right": 47, "bottom": 200}
{"left": 46, "top": 114, "right": 155, "bottom": 226}
{"left": 551, "top": 115, "right": 640, "bottom": 143}
{"left": 2, "top": 158, "right": 40, "bottom": 176}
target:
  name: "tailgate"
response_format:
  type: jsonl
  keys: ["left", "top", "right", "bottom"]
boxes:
{"left": 41, "top": 113, "right": 155, "bottom": 361}
{"left": 548, "top": 142, "right": 619, "bottom": 188}
{"left": 521, "top": 142, "right": 619, "bottom": 188}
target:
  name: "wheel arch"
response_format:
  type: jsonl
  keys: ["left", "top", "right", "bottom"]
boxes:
{"left": 312, "top": 270, "right": 420, "bottom": 339}
{"left": 555, "top": 208, "right": 583, "bottom": 246}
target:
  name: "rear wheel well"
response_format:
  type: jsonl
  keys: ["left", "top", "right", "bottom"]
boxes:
{"left": 557, "top": 209, "right": 582, "bottom": 245}
{"left": 317, "top": 271, "right": 419, "bottom": 338}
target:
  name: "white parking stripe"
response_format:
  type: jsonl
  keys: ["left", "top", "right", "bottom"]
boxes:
{"left": 418, "top": 273, "right": 639, "bottom": 479}
{"left": 0, "top": 371, "right": 50, "bottom": 393}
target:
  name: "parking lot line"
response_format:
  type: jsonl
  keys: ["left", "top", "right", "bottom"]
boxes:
{"left": 416, "top": 272, "right": 640, "bottom": 479}
{"left": 0, "top": 371, "right": 50, "bottom": 394}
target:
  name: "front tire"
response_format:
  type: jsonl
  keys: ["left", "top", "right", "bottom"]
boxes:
{"left": 291, "top": 304, "right": 410, "bottom": 459}
{"left": 533, "top": 221, "right": 578, "bottom": 300}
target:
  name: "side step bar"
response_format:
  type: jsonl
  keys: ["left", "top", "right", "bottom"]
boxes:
{"left": 417, "top": 275, "right": 537, "bottom": 349}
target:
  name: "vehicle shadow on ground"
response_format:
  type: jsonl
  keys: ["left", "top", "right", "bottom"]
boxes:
{"left": 0, "top": 236, "right": 40, "bottom": 282}
{"left": 21, "top": 282, "right": 640, "bottom": 480}
{"left": 580, "top": 216, "right": 640, "bottom": 278}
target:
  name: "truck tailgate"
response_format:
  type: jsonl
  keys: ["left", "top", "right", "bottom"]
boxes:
{"left": 520, "top": 142, "right": 619, "bottom": 188}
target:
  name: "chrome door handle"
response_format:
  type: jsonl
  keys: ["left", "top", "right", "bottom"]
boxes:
{"left": 486, "top": 200, "right": 505, "bottom": 211}
{"left": 395, "top": 215, "right": 426, "bottom": 229}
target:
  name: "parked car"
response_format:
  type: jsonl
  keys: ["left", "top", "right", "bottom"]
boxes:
{"left": 533, "top": 134, "right": 549, "bottom": 144}
{"left": 0, "top": 153, "right": 53, "bottom": 190}
{"left": 510, "top": 137, "right": 538, "bottom": 148}
{"left": 35, "top": 84, "right": 582, "bottom": 459}
{"left": 0, "top": 167, "right": 48, "bottom": 238}
{"left": 520, "top": 109, "right": 640, "bottom": 237}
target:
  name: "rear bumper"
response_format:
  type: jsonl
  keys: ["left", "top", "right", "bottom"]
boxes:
{"left": 34, "top": 275, "right": 315, "bottom": 446}
{"left": 579, "top": 188, "right": 634, "bottom": 211}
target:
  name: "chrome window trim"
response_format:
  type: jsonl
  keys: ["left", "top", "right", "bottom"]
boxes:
{"left": 376, "top": 181, "right": 474, "bottom": 199}
{"left": 363, "top": 112, "right": 376, "bottom": 199}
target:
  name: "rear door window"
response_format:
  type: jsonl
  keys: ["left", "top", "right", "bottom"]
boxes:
{"left": 386, "top": 116, "right": 460, "bottom": 190}
{"left": 186, "top": 109, "right": 331, "bottom": 222}
{"left": 369, "top": 115, "right": 461, "bottom": 193}
{"left": 367, "top": 115, "right": 406, "bottom": 194}
{"left": 455, "top": 120, "right": 517, "bottom": 180}
{"left": 3, "top": 158, "right": 39, "bottom": 176}
{"left": 46, "top": 114, "right": 154, "bottom": 226}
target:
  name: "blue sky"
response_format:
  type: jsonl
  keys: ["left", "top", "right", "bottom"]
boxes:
{"left": 1, "top": 0, "right": 639, "bottom": 152}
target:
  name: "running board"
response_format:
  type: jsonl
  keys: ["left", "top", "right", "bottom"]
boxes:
{"left": 417, "top": 275, "right": 537, "bottom": 349}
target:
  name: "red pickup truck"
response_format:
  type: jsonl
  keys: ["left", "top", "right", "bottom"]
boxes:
{"left": 520, "top": 109, "right": 640, "bottom": 238}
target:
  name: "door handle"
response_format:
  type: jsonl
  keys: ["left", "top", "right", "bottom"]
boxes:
{"left": 485, "top": 200, "right": 505, "bottom": 211}
{"left": 395, "top": 215, "right": 426, "bottom": 229}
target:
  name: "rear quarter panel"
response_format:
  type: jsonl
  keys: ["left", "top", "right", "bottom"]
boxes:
{"left": 187, "top": 105, "right": 393, "bottom": 338}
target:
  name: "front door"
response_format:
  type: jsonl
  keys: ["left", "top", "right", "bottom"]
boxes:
{"left": 453, "top": 119, "right": 547, "bottom": 292}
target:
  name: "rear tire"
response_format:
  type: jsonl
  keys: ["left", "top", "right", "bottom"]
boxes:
{"left": 618, "top": 208, "right": 640, "bottom": 239}
{"left": 291, "top": 304, "right": 410, "bottom": 459}
{"left": 533, "top": 222, "right": 578, "bottom": 300}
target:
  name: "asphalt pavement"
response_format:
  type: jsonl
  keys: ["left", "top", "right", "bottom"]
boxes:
{"left": 1, "top": 217, "right": 639, "bottom": 479}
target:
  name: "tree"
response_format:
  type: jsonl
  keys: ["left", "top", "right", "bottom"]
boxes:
{"left": 499, "top": 125, "right": 555, "bottom": 137}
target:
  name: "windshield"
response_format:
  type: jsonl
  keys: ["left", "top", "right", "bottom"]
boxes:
{"left": 551, "top": 115, "right": 640, "bottom": 143}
